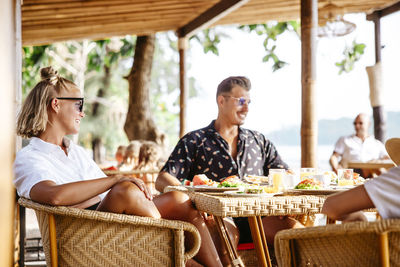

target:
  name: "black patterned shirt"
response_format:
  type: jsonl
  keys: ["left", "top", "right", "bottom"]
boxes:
{"left": 161, "top": 121, "right": 289, "bottom": 182}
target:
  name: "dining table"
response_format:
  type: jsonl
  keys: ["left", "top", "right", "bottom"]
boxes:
{"left": 165, "top": 185, "right": 326, "bottom": 267}
{"left": 347, "top": 160, "right": 395, "bottom": 171}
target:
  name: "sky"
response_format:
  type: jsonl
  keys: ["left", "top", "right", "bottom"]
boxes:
{"left": 185, "top": 12, "right": 400, "bottom": 134}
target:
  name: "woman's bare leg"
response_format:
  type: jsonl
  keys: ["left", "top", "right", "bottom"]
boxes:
{"left": 154, "top": 191, "right": 223, "bottom": 267}
{"left": 97, "top": 181, "right": 161, "bottom": 218}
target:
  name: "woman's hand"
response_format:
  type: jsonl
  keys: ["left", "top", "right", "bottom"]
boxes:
{"left": 120, "top": 177, "right": 153, "bottom": 201}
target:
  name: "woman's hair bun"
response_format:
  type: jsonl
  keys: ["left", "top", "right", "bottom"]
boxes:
{"left": 40, "top": 66, "right": 59, "bottom": 83}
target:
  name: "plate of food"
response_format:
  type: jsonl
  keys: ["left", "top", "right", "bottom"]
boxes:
{"left": 183, "top": 174, "right": 241, "bottom": 192}
{"left": 244, "top": 175, "right": 269, "bottom": 184}
{"left": 224, "top": 185, "right": 279, "bottom": 197}
{"left": 285, "top": 178, "right": 353, "bottom": 195}
{"left": 225, "top": 192, "right": 277, "bottom": 197}
{"left": 184, "top": 185, "right": 239, "bottom": 192}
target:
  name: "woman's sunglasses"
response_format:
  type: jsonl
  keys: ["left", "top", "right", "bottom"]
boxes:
{"left": 56, "top": 97, "right": 84, "bottom": 112}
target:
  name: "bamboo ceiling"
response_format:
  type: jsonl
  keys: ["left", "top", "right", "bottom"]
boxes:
{"left": 22, "top": 0, "right": 399, "bottom": 46}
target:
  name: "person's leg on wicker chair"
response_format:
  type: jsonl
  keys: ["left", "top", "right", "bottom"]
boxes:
{"left": 97, "top": 180, "right": 161, "bottom": 218}
{"left": 154, "top": 191, "right": 223, "bottom": 267}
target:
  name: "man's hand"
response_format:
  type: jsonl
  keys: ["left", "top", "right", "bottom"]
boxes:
{"left": 329, "top": 152, "right": 342, "bottom": 174}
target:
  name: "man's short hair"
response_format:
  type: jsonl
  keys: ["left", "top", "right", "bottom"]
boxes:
{"left": 216, "top": 76, "right": 251, "bottom": 98}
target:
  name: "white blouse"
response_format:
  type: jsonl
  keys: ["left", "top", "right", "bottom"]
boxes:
{"left": 14, "top": 137, "right": 107, "bottom": 200}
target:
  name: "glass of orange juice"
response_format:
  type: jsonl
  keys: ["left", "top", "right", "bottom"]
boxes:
{"left": 338, "top": 169, "right": 354, "bottom": 186}
{"left": 300, "top": 168, "right": 316, "bottom": 180}
{"left": 269, "top": 169, "right": 286, "bottom": 192}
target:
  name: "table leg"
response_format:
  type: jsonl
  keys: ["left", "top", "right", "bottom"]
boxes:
{"left": 248, "top": 216, "right": 271, "bottom": 267}
{"left": 214, "top": 216, "right": 244, "bottom": 267}
{"left": 257, "top": 216, "right": 272, "bottom": 265}
{"left": 326, "top": 217, "right": 336, "bottom": 224}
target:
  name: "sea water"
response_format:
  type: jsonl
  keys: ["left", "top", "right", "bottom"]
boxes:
{"left": 276, "top": 145, "right": 333, "bottom": 172}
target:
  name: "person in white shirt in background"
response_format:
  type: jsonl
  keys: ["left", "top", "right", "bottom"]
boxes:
{"left": 329, "top": 113, "right": 389, "bottom": 177}
{"left": 13, "top": 66, "right": 223, "bottom": 267}
{"left": 323, "top": 138, "right": 400, "bottom": 222}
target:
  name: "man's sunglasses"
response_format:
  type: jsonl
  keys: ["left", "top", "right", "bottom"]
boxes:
{"left": 56, "top": 97, "right": 84, "bottom": 112}
{"left": 222, "top": 95, "right": 251, "bottom": 106}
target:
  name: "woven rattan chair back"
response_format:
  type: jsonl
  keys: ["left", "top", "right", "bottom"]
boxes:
{"left": 19, "top": 198, "right": 200, "bottom": 267}
{"left": 275, "top": 219, "right": 400, "bottom": 267}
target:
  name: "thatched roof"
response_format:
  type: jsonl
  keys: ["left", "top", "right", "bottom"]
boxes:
{"left": 22, "top": 0, "right": 399, "bottom": 45}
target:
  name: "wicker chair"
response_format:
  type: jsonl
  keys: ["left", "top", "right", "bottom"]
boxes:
{"left": 18, "top": 198, "right": 200, "bottom": 267}
{"left": 274, "top": 219, "right": 400, "bottom": 267}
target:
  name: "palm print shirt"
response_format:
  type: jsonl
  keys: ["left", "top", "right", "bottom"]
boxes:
{"left": 161, "top": 121, "right": 289, "bottom": 182}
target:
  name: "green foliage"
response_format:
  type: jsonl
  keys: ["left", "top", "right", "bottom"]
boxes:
{"left": 87, "top": 37, "right": 135, "bottom": 72}
{"left": 239, "top": 21, "right": 300, "bottom": 71}
{"left": 335, "top": 40, "right": 366, "bottom": 74}
{"left": 22, "top": 45, "right": 52, "bottom": 95}
{"left": 190, "top": 28, "right": 227, "bottom": 56}
{"left": 190, "top": 22, "right": 300, "bottom": 72}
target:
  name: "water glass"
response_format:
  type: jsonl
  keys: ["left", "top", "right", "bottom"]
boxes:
{"left": 282, "top": 174, "right": 300, "bottom": 190}
{"left": 269, "top": 169, "right": 286, "bottom": 192}
{"left": 338, "top": 169, "right": 354, "bottom": 186}
{"left": 314, "top": 174, "right": 330, "bottom": 188}
{"left": 300, "top": 168, "right": 316, "bottom": 180}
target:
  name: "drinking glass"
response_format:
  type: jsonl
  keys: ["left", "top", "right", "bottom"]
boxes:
{"left": 300, "top": 168, "right": 316, "bottom": 180}
{"left": 338, "top": 169, "right": 354, "bottom": 186}
{"left": 314, "top": 174, "right": 331, "bottom": 188}
{"left": 269, "top": 169, "right": 286, "bottom": 192}
{"left": 282, "top": 173, "right": 300, "bottom": 190}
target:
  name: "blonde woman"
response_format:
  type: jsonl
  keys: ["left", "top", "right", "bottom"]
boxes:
{"left": 14, "top": 66, "right": 223, "bottom": 267}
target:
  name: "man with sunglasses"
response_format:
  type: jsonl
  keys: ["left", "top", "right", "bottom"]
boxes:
{"left": 329, "top": 113, "right": 389, "bottom": 177}
{"left": 156, "top": 76, "right": 302, "bottom": 264}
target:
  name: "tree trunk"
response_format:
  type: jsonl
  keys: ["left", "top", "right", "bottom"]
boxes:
{"left": 92, "top": 137, "right": 103, "bottom": 163}
{"left": 91, "top": 65, "right": 110, "bottom": 163}
{"left": 124, "top": 35, "right": 161, "bottom": 142}
{"left": 92, "top": 65, "right": 110, "bottom": 117}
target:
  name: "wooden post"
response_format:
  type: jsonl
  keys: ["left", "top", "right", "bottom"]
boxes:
{"left": 178, "top": 37, "right": 188, "bottom": 138}
{"left": 374, "top": 17, "right": 381, "bottom": 63}
{"left": 300, "top": 0, "right": 318, "bottom": 168}
{"left": 0, "top": 0, "right": 18, "bottom": 266}
{"left": 372, "top": 17, "right": 385, "bottom": 142}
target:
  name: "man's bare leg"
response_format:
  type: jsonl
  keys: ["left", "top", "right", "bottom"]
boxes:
{"left": 262, "top": 216, "right": 304, "bottom": 245}
{"left": 205, "top": 217, "right": 239, "bottom": 267}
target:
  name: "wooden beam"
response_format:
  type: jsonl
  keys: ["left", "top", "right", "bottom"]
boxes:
{"left": 300, "top": 0, "right": 318, "bottom": 168}
{"left": 177, "top": 0, "right": 249, "bottom": 38}
{"left": 367, "top": 1, "right": 400, "bottom": 20}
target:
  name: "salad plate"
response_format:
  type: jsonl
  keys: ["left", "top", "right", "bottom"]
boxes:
{"left": 224, "top": 191, "right": 278, "bottom": 197}
{"left": 184, "top": 185, "right": 239, "bottom": 192}
{"left": 285, "top": 187, "right": 353, "bottom": 195}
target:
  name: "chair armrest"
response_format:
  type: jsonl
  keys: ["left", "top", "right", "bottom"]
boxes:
{"left": 275, "top": 219, "right": 400, "bottom": 267}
